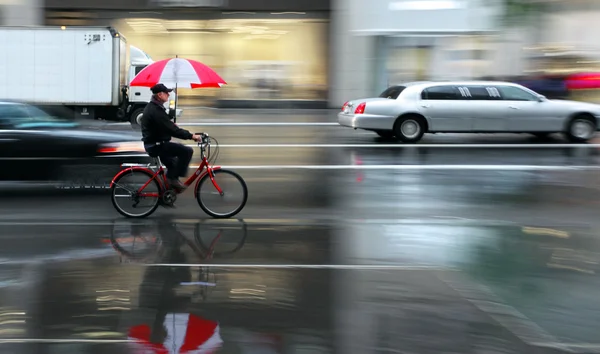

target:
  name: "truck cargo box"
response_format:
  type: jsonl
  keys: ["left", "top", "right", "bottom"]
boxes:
{"left": 0, "top": 26, "right": 128, "bottom": 106}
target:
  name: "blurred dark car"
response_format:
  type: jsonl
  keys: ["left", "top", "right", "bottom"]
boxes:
{"left": 515, "top": 76, "right": 569, "bottom": 99}
{"left": 0, "top": 101, "right": 152, "bottom": 188}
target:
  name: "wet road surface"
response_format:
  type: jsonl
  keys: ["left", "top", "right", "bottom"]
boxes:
{"left": 1, "top": 109, "right": 600, "bottom": 353}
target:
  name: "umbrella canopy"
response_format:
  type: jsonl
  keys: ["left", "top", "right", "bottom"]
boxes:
{"left": 131, "top": 57, "right": 227, "bottom": 89}
{"left": 128, "top": 313, "right": 223, "bottom": 353}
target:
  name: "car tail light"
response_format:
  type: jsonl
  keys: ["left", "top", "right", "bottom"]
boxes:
{"left": 354, "top": 102, "right": 366, "bottom": 114}
{"left": 341, "top": 101, "right": 349, "bottom": 111}
{"left": 98, "top": 141, "right": 145, "bottom": 154}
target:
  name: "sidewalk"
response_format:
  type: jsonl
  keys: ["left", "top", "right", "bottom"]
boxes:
{"left": 176, "top": 96, "right": 329, "bottom": 110}
{"left": 176, "top": 106, "right": 339, "bottom": 122}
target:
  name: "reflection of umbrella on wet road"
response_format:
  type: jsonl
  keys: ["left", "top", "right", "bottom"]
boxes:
{"left": 128, "top": 313, "right": 223, "bottom": 353}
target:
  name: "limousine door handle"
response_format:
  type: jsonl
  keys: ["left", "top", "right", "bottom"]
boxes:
{"left": 509, "top": 106, "right": 519, "bottom": 110}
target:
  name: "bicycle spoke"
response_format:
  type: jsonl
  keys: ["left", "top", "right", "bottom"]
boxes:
{"left": 113, "top": 182, "right": 136, "bottom": 195}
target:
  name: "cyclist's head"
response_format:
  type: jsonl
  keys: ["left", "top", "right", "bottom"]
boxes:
{"left": 150, "top": 83, "right": 173, "bottom": 103}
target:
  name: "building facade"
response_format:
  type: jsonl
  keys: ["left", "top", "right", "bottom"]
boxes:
{"left": 329, "top": 0, "right": 504, "bottom": 107}
{"left": 329, "top": 0, "right": 600, "bottom": 107}
{"left": 0, "top": 0, "right": 43, "bottom": 25}
{"left": 5, "top": 0, "right": 600, "bottom": 108}
{"left": 44, "top": 0, "right": 330, "bottom": 108}
{"left": 529, "top": 0, "right": 600, "bottom": 73}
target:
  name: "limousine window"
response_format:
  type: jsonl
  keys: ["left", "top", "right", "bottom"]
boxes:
{"left": 421, "top": 85, "right": 459, "bottom": 100}
{"left": 379, "top": 86, "right": 406, "bottom": 99}
{"left": 497, "top": 85, "right": 540, "bottom": 101}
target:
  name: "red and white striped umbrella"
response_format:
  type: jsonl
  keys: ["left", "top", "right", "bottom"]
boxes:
{"left": 130, "top": 57, "right": 227, "bottom": 89}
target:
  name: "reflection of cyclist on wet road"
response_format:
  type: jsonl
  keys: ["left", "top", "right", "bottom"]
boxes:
{"left": 136, "top": 222, "right": 191, "bottom": 344}
{"left": 110, "top": 218, "right": 248, "bottom": 263}
{"left": 124, "top": 219, "right": 223, "bottom": 353}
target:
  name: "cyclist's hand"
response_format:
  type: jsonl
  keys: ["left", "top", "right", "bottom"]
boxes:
{"left": 192, "top": 134, "right": 202, "bottom": 142}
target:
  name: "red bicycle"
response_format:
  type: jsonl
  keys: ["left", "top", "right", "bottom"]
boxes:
{"left": 110, "top": 133, "right": 248, "bottom": 218}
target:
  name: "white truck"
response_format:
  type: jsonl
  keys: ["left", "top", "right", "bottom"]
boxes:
{"left": 0, "top": 26, "right": 181, "bottom": 123}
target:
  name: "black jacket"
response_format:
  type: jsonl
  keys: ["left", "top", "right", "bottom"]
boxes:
{"left": 140, "top": 99, "right": 193, "bottom": 143}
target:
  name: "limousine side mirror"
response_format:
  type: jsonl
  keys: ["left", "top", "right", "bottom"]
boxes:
{"left": 537, "top": 94, "right": 547, "bottom": 102}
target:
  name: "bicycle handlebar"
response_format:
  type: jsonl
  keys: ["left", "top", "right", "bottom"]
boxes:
{"left": 194, "top": 132, "right": 218, "bottom": 162}
{"left": 195, "top": 132, "right": 210, "bottom": 145}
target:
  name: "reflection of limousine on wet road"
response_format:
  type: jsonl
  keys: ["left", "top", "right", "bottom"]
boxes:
{"left": 338, "top": 81, "right": 600, "bottom": 143}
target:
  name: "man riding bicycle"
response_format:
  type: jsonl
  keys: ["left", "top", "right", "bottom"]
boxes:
{"left": 140, "top": 83, "right": 202, "bottom": 191}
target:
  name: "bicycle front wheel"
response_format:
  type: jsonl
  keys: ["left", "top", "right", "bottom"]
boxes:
{"left": 196, "top": 169, "right": 248, "bottom": 218}
{"left": 111, "top": 170, "right": 161, "bottom": 218}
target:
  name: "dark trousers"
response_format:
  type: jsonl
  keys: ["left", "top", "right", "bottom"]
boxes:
{"left": 145, "top": 142, "right": 194, "bottom": 180}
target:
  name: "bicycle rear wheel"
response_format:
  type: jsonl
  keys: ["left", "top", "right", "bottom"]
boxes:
{"left": 111, "top": 170, "right": 161, "bottom": 218}
{"left": 196, "top": 169, "right": 248, "bottom": 218}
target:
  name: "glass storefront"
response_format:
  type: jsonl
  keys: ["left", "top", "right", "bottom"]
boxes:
{"left": 113, "top": 16, "right": 328, "bottom": 104}
{"left": 47, "top": 13, "right": 329, "bottom": 104}
{"left": 377, "top": 35, "right": 497, "bottom": 91}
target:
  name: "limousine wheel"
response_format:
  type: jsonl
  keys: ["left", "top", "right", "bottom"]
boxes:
{"left": 394, "top": 115, "right": 426, "bottom": 143}
{"left": 566, "top": 114, "right": 596, "bottom": 143}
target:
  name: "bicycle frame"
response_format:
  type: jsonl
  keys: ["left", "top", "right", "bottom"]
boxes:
{"left": 110, "top": 141, "right": 223, "bottom": 198}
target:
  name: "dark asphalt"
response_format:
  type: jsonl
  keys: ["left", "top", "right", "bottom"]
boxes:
{"left": 1, "top": 110, "right": 600, "bottom": 353}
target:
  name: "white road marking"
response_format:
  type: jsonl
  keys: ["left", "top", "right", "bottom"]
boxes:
{"left": 90, "top": 144, "right": 600, "bottom": 152}
{"left": 108, "top": 122, "right": 337, "bottom": 126}
{"left": 180, "top": 281, "right": 216, "bottom": 286}
{"left": 197, "top": 164, "right": 600, "bottom": 171}
{"left": 184, "top": 143, "right": 600, "bottom": 148}
{"left": 0, "top": 218, "right": 516, "bottom": 226}
{"left": 13, "top": 142, "right": 597, "bottom": 150}
{"left": 114, "top": 161, "right": 600, "bottom": 170}
{"left": 180, "top": 106, "right": 219, "bottom": 110}
{"left": 137, "top": 263, "right": 457, "bottom": 270}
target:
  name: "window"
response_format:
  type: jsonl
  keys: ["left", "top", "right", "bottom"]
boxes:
{"left": 0, "top": 104, "right": 30, "bottom": 128}
{"left": 22, "top": 105, "right": 53, "bottom": 119}
{"left": 421, "top": 86, "right": 459, "bottom": 100}
{"left": 0, "top": 104, "right": 72, "bottom": 129}
{"left": 463, "top": 86, "right": 501, "bottom": 100}
{"left": 379, "top": 86, "right": 406, "bottom": 99}
{"left": 135, "top": 65, "right": 147, "bottom": 76}
{"left": 497, "top": 86, "right": 539, "bottom": 101}
{"left": 0, "top": 104, "right": 29, "bottom": 119}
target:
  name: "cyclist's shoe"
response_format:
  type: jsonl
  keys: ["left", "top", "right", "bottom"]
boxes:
{"left": 168, "top": 178, "right": 187, "bottom": 191}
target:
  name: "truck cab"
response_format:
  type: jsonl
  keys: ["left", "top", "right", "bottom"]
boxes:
{"left": 127, "top": 45, "right": 181, "bottom": 126}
